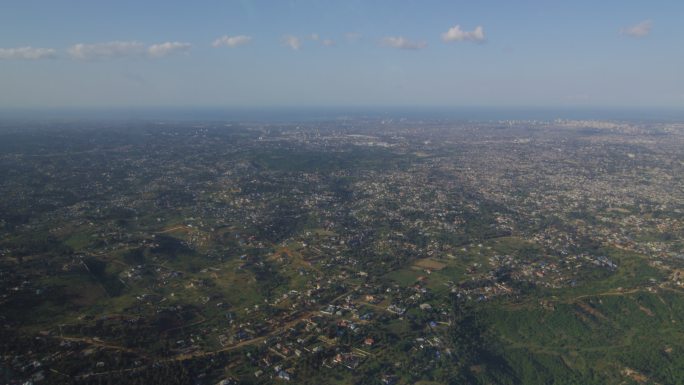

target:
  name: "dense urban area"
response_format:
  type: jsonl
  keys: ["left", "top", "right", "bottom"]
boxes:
{"left": 1, "top": 117, "right": 683, "bottom": 384}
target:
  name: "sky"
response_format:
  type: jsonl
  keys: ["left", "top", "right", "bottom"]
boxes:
{"left": 1, "top": 0, "right": 683, "bottom": 109}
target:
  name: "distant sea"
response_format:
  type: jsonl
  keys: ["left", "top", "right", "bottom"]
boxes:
{"left": 2, "top": 106, "right": 684, "bottom": 123}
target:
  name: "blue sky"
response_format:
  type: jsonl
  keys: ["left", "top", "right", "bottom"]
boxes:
{"left": 1, "top": 0, "right": 683, "bottom": 109}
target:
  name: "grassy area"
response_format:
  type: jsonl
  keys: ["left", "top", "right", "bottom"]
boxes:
{"left": 63, "top": 231, "right": 92, "bottom": 250}
{"left": 485, "top": 290, "right": 684, "bottom": 384}
{"left": 548, "top": 247, "right": 665, "bottom": 301}
{"left": 385, "top": 268, "right": 418, "bottom": 285}
{"left": 490, "top": 236, "right": 540, "bottom": 256}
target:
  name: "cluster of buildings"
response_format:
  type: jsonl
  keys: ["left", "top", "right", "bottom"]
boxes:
{"left": 0, "top": 118, "right": 682, "bottom": 383}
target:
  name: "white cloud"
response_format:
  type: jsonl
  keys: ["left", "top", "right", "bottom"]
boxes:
{"left": 308, "top": 33, "right": 335, "bottom": 47}
{"left": 0, "top": 46, "right": 56, "bottom": 60}
{"left": 621, "top": 20, "right": 652, "bottom": 38}
{"left": 282, "top": 35, "right": 302, "bottom": 50}
{"left": 381, "top": 36, "right": 427, "bottom": 50}
{"left": 68, "top": 41, "right": 145, "bottom": 59}
{"left": 441, "top": 25, "right": 486, "bottom": 43}
{"left": 68, "top": 41, "right": 190, "bottom": 59}
{"left": 345, "top": 32, "right": 362, "bottom": 42}
{"left": 212, "top": 35, "right": 252, "bottom": 48}
{"left": 147, "top": 41, "right": 191, "bottom": 57}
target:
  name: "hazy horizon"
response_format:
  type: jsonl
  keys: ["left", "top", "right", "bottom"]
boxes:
{"left": 3, "top": 105, "right": 684, "bottom": 124}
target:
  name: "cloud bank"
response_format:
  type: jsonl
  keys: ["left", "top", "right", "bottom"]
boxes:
{"left": 308, "top": 33, "right": 335, "bottom": 47}
{"left": 345, "top": 32, "right": 363, "bottom": 43}
{"left": 212, "top": 35, "right": 252, "bottom": 48}
{"left": 621, "top": 20, "right": 652, "bottom": 38}
{"left": 147, "top": 42, "right": 191, "bottom": 57}
{"left": 282, "top": 35, "right": 302, "bottom": 50}
{"left": 68, "top": 41, "right": 145, "bottom": 59}
{"left": 68, "top": 41, "right": 190, "bottom": 60}
{"left": 441, "top": 25, "right": 485, "bottom": 43}
{"left": 381, "top": 36, "right": 427, "bottom": 50}
{"left": 0, "top": 46, "right": 57, "bottom": 60}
